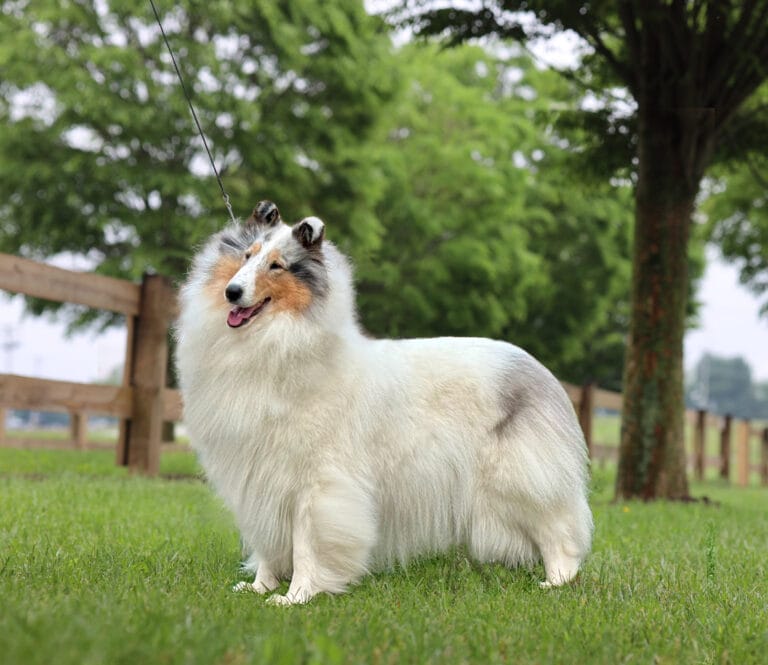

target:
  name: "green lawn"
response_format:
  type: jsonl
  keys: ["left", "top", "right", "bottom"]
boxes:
{"left": 1, "top": 448, "right": 767, "bottom": 665}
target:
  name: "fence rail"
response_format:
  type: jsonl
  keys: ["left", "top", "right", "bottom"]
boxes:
{"left": 564, "top": 382, "right": 768, "bottom": 487}
{"left": 0, "top": 252, "right": 177, "bottom": 474}
{"left": 1, "top": 252, "right": 766, "bottom": 484}
{"left": 0, "top": 253, "right": 141, "bottom": 315}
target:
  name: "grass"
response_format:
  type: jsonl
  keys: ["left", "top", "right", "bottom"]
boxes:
{"left": 1, "top": 449, "right": 767, "bottom": 664}
{"left": 5, "top": 427, "right": 191, "bottom": 446}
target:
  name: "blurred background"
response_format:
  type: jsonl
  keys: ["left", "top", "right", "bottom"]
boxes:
{"left": 1, "top": 0, "right": 766, "bottom": 433}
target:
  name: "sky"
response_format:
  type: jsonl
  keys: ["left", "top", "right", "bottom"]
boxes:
{"left": 1, "top": 247, "right": 767, "bottom": 385}
{"left": 685, "top": 247, "right": 768, "bottom": 382}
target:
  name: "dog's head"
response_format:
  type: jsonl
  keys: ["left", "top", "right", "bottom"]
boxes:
{"left": 205, "top": 201, "right": 329, "bottom": 329}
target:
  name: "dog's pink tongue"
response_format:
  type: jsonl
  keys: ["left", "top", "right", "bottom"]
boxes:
{"left": 227, "top": 305, "right": 257, "bottom": 328}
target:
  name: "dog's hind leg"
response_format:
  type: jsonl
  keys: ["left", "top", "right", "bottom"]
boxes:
{"left": 529, "top": 499, "right": 592, "bottom": 588}
{"left": 538, "top": 546, "right": 582, "bottom": 588}
{"left": 268, "top": 473, "right": 377, "bottom": 606}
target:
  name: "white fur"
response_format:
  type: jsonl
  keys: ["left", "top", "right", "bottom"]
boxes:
{"left": 176, "top": 226, "right": 593, "bottom": 605}
{"left": 298, "top": 216, "right": 324, "bottom": 242}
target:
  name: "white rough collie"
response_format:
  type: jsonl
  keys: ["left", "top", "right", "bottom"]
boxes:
{"left": 176, "top": 201, "right": 593, "bottom": 605}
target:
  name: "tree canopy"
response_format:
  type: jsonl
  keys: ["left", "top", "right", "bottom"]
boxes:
{"left": 0, "top": 0, "right": 395, "bottom": 282}
{"left": 705, "top": 83, "right": 768, "bottom": 313}
{"left": 0, "top": 0, "right": 641, "bottom": 388}
{"left": 686, "top": 352, "right": 768, "bottom": 419}
{"left": 350, "top": 43, "right": 634, "bottom": 387}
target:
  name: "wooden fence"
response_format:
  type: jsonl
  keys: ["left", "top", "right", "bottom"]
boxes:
{"left": 1, "top": 253, "right": 767, "bottom": 484}
{"left": 0, "top": 253, "right": 181, "bottom": 475}
{"left": 565, "top": 382, "right": 768, "bottom": 488}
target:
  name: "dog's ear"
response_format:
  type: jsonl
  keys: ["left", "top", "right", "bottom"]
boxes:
{"left": 292, "top": 216, "right": 325, "bottom": 249}
{"left": 246, "top": 200, "right": 282, "bottom": 228}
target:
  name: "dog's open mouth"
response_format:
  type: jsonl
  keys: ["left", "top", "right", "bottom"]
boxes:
{"left": 227, "top": 298, "right": 271, "bottom": 328}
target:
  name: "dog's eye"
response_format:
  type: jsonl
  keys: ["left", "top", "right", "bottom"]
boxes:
{"left": 270, "top": 262, "right": 284, "bottom": 271}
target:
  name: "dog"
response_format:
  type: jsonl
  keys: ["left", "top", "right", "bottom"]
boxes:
{"left": 175, "top": 201, "right": 593, "bottom": 605}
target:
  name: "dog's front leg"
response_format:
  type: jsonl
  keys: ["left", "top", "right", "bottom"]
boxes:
{"left": 233, "top": 563, "right": 280, "bottom": 594}
{"left": 267, "top": 477, "right": 375, "bottom": 606}
{"left": 267, "top": 493, "right": 320, "bottom": 606}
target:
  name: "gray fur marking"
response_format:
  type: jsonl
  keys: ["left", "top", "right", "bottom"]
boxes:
{"left": 493, "top": 383, "right": 531, "bottom": 437}
{"left": 249, "top": 200, "right": 282, "bottom": 227}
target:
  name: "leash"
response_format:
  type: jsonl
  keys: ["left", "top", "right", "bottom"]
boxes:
{"left": 148, "top": 0, "right": 237, "bottom": 224}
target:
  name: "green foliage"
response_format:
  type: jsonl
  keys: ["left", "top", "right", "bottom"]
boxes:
{"left": 0, "top": 0, "right": 395, "bottom": 283}
{"left": 356, "top": 45, "right": 543, "bottom": 340}
{"left": 705, "top": 84, "right": 768, "bottom": 313}
{"left": 686, "top": 352, "right": 768, "bottom": 419}
{"left": 2, "top": 449, "right": 768, "bottom": 664}
{"left": 0, "top": 0, "right": 637, "bottom": 384}
{"left": 397, "top": 0, "right": 768, "bottom": 310}
{"left": 355, "top": 44, "right": 633, "bottom": 385}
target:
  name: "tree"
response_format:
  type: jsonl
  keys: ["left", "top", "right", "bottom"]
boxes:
{"left": 753, "top": 381, "right": 768, "bottom": 419}
{"left": 704, "top": 82, "right": 768, "bottom": 314}
{"left": 0, "top": 0, "right": 395, "bottom": 322}
{"left": 396, "top": 0, "right": 768, "bottom": 500}
{"left": 355, "top": 43, "right": 633, "bottom": 386}
{"left": 686, "top": 353, "right": 755, "bottom": 418}
{"left": 0, "top": 0, "right": 634, "bottom": 392}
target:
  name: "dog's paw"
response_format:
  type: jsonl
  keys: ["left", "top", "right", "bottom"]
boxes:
{"left": 233, "top": 581, "right": 256, "bottom": 593}
{"left": 266, "top": 594, "right": 296, "bottom": 606}
{"left": 266, "top": 588, "right": 313, "bottom": 606}
{"left": 233, "top": 580, "right": 275, "bottom": 594}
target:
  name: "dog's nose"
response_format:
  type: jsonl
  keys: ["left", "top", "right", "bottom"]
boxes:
{"left": 225, "top": 283, "right": 243, "bottom": 303}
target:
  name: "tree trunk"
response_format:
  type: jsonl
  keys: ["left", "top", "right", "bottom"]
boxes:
{"left": 615, "top": 107, "right": 701, "bottom": 500}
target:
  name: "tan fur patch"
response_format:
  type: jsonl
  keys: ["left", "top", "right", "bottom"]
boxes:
{"left": 247, "top": 241, "right": 262, "bottom": 256}
{"left": 206, "top": 255, "right": 241, "bottom": 305}
{"left": 266, "top": 249, "right": 284, "bottom": 267}
{"left": 261, "top": 270, "right": 312, "bottom": 314}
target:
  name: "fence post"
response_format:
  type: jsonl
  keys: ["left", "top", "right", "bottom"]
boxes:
{"left": 116, "top": 316, "right": 135, "bottom": 467}
{"left": 761, "top": 428, "right": 768, "bottom": 487}
{"left": 122, "top": 273, "right": 175, "bottom": 476}
{"left": 577, "top": 383, "right": 594, "bottom": 456}
{"left": 720, "top": 414, "right": 732, "bottom": 481}
{"left": 694, "top": 409, "right": 706, "bottom": 481}
{"left": 69, "top": 410, "right": 87, "bottom": 450}
{"left": 736, "top": 419, "right": 750, "bottom": 487}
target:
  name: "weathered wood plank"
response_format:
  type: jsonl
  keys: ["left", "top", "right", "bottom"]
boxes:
{"left": 163, "top": 389, "right": 183, "bottom": 422}
{"left": 578, "top": 383, "right": 594, "bottom": 453}
{"left": 116, "top": 316, "right": 135, "bottom": 467}
{"left": 720, "top": 415, "right": 732, "bottom": 480}
{"left": 124, "top": 274, "right": 176, "bottom": 476}
{"left": 561, "top": 382, "right": 581, "bottom": 405}
{"left": 0, "top": 374, "right": 132, "bottom": 417}
{"left": 693, "top": 409, "right": 706, "bottom": 481}
{"left": 736, "top": 419, "right": 750, "bottom": 487}
{"left": 593, "top": 387, "right": 623, "bottom": 412}
{"left": 70, "top": 411, "right": 87, "bottom": 450}
{"left": 0, "top": 253, "right": 140, "bottom": 315}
